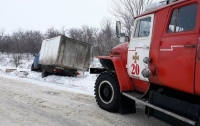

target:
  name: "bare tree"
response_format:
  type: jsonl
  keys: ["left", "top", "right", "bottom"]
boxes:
{"left": 68, "top": 25, "right": 97, "bottom": 44}
{"left": 80, "top": 25, "right": 98, "bottom": 45}
{"left": 11, "top": 53, "right": 22, "bottom": 68}
{"left": 67, "top": 26, "right": 98, "bottom": 57}
{"left": 11, "top": 30, "right": 25, "bottom": 53}
{"left": 60, "top": 26, "right": 67, "bottom": 36}
{"left": 0, "top": 30, "right": 10, "bottom": 53}
{"left": 23, "top": 30, "right": 43, "bottom": 55}
{"left": 67, "top": 21, "right": 119, "bottom": 57}
{"left": 0, "top": 29, "right": 4, "bottom": 37}
{"left": 0, "top": 29, "right": 6, "bottom": 53}
{"left": 111, "top": 0, "right": 154, "bottom": 36}
{"left": 68, "top": 28, "right": 81, "bottom": 39}
{"left": 9, "top": 29, "right": 25, "bottom": 67}
{"left": 44, "top": 27, "right": 61, "bottom": 39}
{"left": 94, "top": 18, "right": 119, "bottom": 56}
{"left": 0, "top": 35, "right": 11, "bottom": 54}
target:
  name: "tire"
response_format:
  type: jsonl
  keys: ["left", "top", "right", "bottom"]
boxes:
{"left": 31, "top": 64, "right": 35, "bottom": 71}
{"left": 94, "top": 71, "right": 120, "bottom": 112}
{"left": 65, "top": 69, "right": 77, "bottom": 77}
{"left": 42, "top": 67, "right": 49, "bottom": 78}
{"left": 71, "top": 70, "right": 78, "bottom": 77}
{"left": 197, "top": 116, "right": 200, "bottom": 126}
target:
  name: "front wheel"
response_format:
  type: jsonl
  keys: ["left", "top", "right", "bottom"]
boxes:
{"left": 94, "top": 71, "right": 120, "bottom": 112}
{"left": 31, "top": 64, "right": 35, "bottom": 71}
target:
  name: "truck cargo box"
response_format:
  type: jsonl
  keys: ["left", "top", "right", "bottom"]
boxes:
{"left": 38, "top": 36, "right": 91, "bottom": 71}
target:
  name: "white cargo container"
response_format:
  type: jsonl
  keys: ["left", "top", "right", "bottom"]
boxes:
{"left": 38, "top": 35, "right": 91, "bottom": 77}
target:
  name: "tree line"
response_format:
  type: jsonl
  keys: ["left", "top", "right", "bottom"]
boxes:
{"left": 0, "top": 19, "right": 119, "bottom": 58}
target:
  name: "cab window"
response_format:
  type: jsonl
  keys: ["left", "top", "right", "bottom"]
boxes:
{"left": 134, "top": 17, "right": 151, "bottom": 38}
{"left": 168, "top": 4, "right": 198, "bottom": 33}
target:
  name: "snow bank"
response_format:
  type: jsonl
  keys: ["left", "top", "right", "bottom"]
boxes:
{"left": 0, "top": 53, "right": 102, "bottom": 96}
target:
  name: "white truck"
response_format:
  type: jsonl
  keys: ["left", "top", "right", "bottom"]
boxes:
{"left": 32, "top": 35, "right": 91, "bottom": 78}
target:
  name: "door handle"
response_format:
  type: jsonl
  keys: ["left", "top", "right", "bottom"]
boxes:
{"left": 142, "top": 45, "right": 149, "bottom": 49}
{"left": 184, "top": 44, "right": 196, "bottom": 48}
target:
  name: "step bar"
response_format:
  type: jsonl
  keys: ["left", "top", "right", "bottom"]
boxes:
{"left": 122, "top": 92, "right": 196, "bottom": 126}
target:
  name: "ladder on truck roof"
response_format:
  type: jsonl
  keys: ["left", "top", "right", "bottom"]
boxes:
{"left": 145, "top": 0, "right": 179, "bottom": 12}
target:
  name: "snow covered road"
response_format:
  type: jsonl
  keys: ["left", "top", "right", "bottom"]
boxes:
{"left": 0, "top": 76, "right": 169, "bottom": 126}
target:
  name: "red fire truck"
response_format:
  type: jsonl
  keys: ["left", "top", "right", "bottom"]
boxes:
{"left": 90, "top": 0, "right": 200, "bottom": 125}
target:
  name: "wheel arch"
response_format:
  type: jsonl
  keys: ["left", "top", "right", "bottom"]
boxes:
{"left": 98, "top": 56, "right": 134, "bottom": 92}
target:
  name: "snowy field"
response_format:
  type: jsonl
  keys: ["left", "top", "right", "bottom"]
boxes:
{"left": 0, "top": 53, "right": 101, "bottom": 96}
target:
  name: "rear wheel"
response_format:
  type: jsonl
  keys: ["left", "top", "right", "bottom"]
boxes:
{"left": 64, "top": 69, "right": 77, "bottom": 77}
{"left": 42, "top": 67, "right": 49, "bottom": 78}
{"left": 70, "top": 70, "right": 78, "bottom": 77}
{"left": 95, "top": 71, "right": 120, "bottom": 112}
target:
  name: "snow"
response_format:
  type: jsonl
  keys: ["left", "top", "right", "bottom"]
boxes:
{"left": 0, "top": 53, "right": 102, "bottom": 96}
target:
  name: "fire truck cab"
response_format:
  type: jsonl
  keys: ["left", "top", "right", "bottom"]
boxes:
{"left": 91, "top": 0, "right": 200, "bottom": 125}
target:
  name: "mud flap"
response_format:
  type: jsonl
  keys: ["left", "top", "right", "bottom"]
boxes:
{"left": 119, "top": 94, "right": 136, "bottom": 114}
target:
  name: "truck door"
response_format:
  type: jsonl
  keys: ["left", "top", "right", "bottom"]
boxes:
{"left": 127, "top": 14, "right": 154, "bottom": 82}
{"left": 195, "top": 38, "right": 200, "bottom": 94}
{"left": 158, "top": 3, "right": 199, "bottom": 94}
{"left": 34, "top": 52, "right": 40, "bottom": 69}
{"left": 194, "top": 4, "right": 200, "bottom": 95}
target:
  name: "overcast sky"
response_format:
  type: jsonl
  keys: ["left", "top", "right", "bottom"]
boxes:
{"left": 0, "top": 0, "right": 114, "bottom": 34}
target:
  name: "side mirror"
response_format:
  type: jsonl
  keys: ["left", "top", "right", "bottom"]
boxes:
{"left": 119, "top": 34, "right": 130, "bottom": 43}
{"left": 116, "top": 21, "right": 121, "bottom": 38}
{"left": 119, "top": 33, "right": 125, "bottom": 42}
{"left": 116, "top": 21, "right": 130, "bottom": 43}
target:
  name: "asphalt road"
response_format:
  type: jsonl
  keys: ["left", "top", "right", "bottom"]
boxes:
{"left": 0, "top": 76, "right": 169, "bottom": 126}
